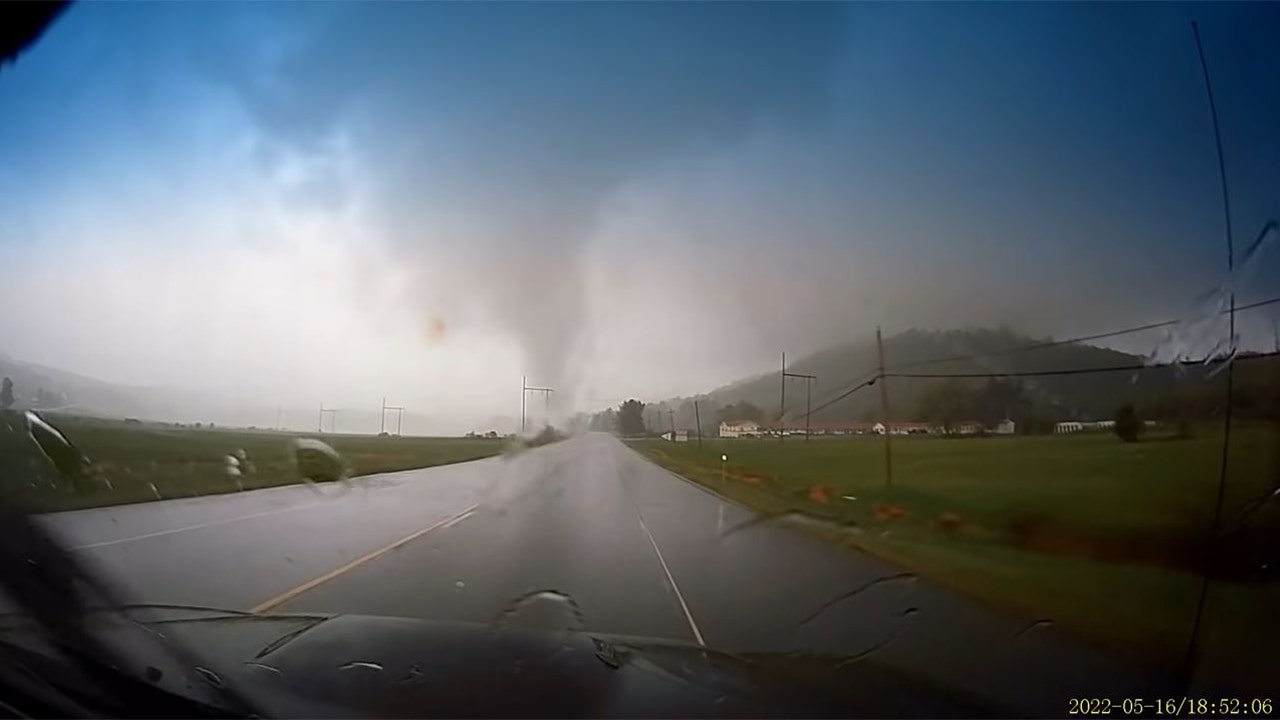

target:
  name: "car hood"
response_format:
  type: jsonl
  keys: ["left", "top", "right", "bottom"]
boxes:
{"left": 0, "top": 606, "right": 1011, "bottom": 718}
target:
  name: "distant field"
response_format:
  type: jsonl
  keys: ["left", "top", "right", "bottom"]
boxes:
{"left": 632, "top": 427, "right": 1280, "bottom": 691}
{"left": 2, "top": 413, "right": 506, "bottom": 513}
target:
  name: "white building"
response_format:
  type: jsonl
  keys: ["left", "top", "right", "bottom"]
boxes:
{"left": 719, "top": 420, "right": 762, "bottom": 438}
{"left": 995, "top": 419, "right": 1016, "bottom": 435}
{"left": 1055, "top": 422, "right": 1084, "bottom": 434}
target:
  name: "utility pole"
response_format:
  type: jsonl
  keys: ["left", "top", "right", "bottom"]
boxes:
{"left": 521, "top": 376, "right": 553, "bottom": 433}
{"left": 779, "top": 352, "right": 786, "bottom": 442}
{"left": 806, "top": 379, "right": 812, "bottom": 441}
{"left": 694, "top": 400, "right": 703, "bottom": 450}
{"left": 667, "top": 409, "right": 676, "bottom": 438}
{"left": 381, "top": 397, "right": 405, "bottom": 436}
{"left": 319, "top": 404, "right": 337, "bottom": 434}
{"left": 781, "top": 351, "right": 816, "bottom": 442}
{"left": 276, "top": 405, "right": 282, "bottom": 431}
{"left": 876, "top": 326, "right": 893, "bottom": 491}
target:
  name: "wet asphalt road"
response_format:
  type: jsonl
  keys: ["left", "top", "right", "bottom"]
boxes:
{"left": 38, "top": 432, "right": 1173, "bottom": 714}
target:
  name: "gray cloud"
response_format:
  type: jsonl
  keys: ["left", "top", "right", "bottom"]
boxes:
{"left": 199, "top": 3, "right": 848, "bottom": 399}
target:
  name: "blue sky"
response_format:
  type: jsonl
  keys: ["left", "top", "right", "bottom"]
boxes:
{"left": 0, "top": 2, "right": 1276, "bottom": 420}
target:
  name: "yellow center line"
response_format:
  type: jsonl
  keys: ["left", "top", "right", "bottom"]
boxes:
{"left": 250, "top": 503, "right": 480, "bottom": 615}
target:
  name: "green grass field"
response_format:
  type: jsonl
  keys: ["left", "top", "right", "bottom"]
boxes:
{"left": 2, "top": 413, "right": 506, "bottom": 513}
{"left": 632, "top": 427, "right": 1280, "bottom": 692}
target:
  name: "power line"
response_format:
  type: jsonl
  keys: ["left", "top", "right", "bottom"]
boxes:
{"left": 795, "top": 350, "right": 1279, "bottom": 422}
{"left": 888, "top": 365, "right": 1151, "bottom": 379}
{"left": 889, "top": 351, "right": 1277, "bottom": 380}
{"left": 800, "top": 375, "right": 880, "bottom": 420}
{"left": 889, "top": 295, "right": 1280, "bottom": 372}
{"left": 791, "top": 295, "right": 1280, "bottom": 421}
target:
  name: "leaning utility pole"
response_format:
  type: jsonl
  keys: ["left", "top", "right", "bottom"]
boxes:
{"left": 876, "top": 326, "right": 893, "bottom": 491}
{"left": 667, "top": 409, "right": 676, "bottom": 437}
{"left": 319, "top": 404, "right": 337, "bottom": 434}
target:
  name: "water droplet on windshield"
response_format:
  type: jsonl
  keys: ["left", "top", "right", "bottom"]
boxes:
{"left": 244, "top": 662, "right": 282, "bottom": 675}
{"left": 717, "top": 510, "right": 858, "bottom": 539}
{"left": 454, "top": 580, "right": 466, "bottom": 590}
{"left": 1015, "top": 619, "right": 1054, "bottom": 636}
{"left": 148, "top": 482, "right": 161, "bottom": 499}
{"left": 339, "top": 661, "right": 384, "bottom": 673}
{"left": 23, "top": 411, "right": 93, "bottom": 486}
{"left": 592, "top": 637, "right": 620, "bottom": 669}
{"left": 194, "top": 666, "right": 224, "bottom": 688}
{"left": 144, "top": 666, "right": 163, "bottom": 683}
{"left": 294, "top": 438, "right": 352, "bottom": 495}
{"left": 495, "top": 589, "right": 585, "bottom": 632}
{"left": 397, "top": 663, "right": 424, "bottom": 684}
{"left": 1146, "top": 220, "right": 1277, "bottom": 371}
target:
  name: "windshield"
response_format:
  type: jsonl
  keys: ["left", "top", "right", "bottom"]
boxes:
{"left": 1, "top": 2, "right": 1277, "bottom": 717}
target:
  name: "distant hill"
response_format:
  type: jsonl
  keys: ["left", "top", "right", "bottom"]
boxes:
{"left": 647, "top": 327, "right": 1245, "bottom": 433}
{"left": 0, "top": 354, "right": 143, "bottom": 416}
{"left": 0, "top": 353, "right": 498, "bottom": 436}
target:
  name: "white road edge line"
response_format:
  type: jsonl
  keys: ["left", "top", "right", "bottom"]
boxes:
{"left": 70, "top": 502, "right": 328, "bottom": 550}
{"left": 634, "top": 510, "right": 706, "bottom": 647}
{"left": 250, "top": 503, "right": 480, "bottom": 615}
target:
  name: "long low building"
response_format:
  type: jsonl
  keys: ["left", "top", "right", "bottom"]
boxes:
{"left": 719, "top": 420, "right": 762, "bottom": 438}
{"left": 1055, "top": 420, "right": 1115, "bottom": 433}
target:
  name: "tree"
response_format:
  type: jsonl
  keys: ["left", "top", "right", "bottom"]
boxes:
{"left": 616, "top": 399, "right": 647, "bottom": 436}
{"left": 916, "top": 380, "right": 970, "bottom": 434}
{"left": 1114, "top": 404, "right": 1143, "bottom": 442}
{"left": 0, "top": 377, "right": 13, "bottom": 410}
{"left": 717, "top": 402, "right": 763, "bottom": 425}
{"left": 34, "top": 386, "right": 57, "bottom": 408}
{"left": 590, "top": 408, "right": 618, "bottom": 432}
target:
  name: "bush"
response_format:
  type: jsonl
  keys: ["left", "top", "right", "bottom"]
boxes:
{"left": 1114, "top": 404, "right": 1143, "bottom": 443}
{"left": 528, "top": 426, "right": 566, "bottom": 447}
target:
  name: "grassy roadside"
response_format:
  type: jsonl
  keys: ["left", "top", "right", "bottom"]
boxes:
{"left": 2, "top": 413, "right": 506, "bottom": 513}
{"left": 630, "top": 429, "right": 1279, "bottom": 693}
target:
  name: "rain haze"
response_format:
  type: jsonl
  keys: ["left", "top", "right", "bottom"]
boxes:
{"left": 1, "top": 2, "right": 1277, "bottom": 431}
